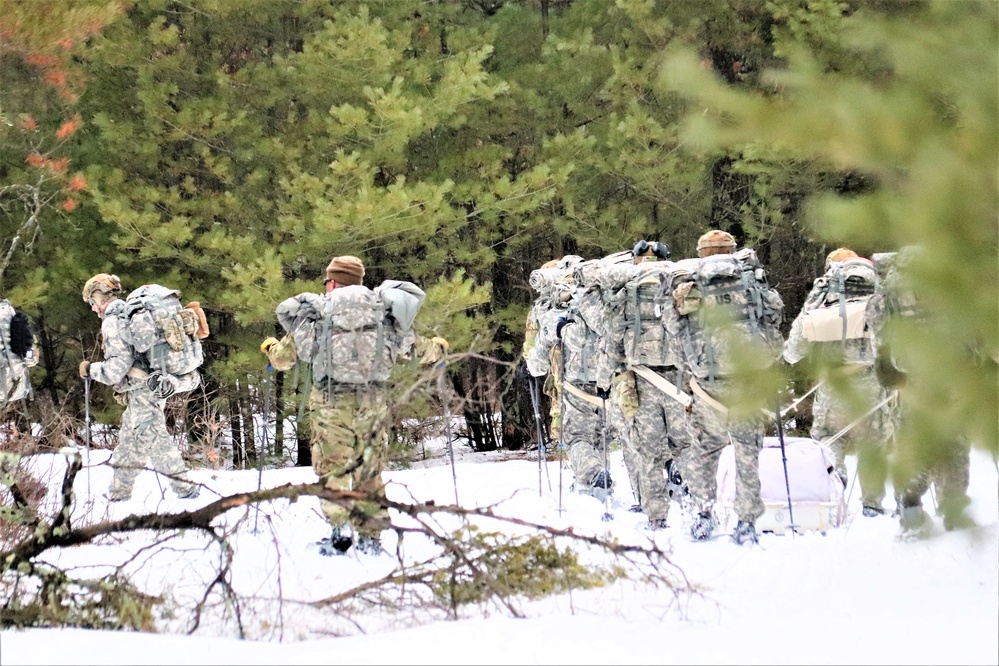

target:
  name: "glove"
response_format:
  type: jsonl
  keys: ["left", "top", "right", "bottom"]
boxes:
{"left": 146, "top": 372, "right": 177, "bottom": 399}
{"left": 79, "top": 361, "right": 91, "bottom": 378}
{"left": 555, "top": 316, "right": 571, "bottom": 339}
{"left": 595, "top": 386, "right": 610, "bottom": 400}
{"left": 260, "top": 337, "right": 279, "bottom": 354}
{"left": 515, "top": 359, "right": 531, "bottom": 387}
{"left": 431, "top": 336, "right": 449, "bottom": 352}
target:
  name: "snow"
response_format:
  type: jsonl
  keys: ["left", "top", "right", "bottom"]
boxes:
{"left": 1, "top": 435, "right": 996, "bottom": 666}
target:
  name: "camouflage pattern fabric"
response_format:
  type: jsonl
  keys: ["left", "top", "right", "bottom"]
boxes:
{"left": 809, "top": 368, "right": 892, "bottom": 508}
{"left": 309, "top": 387, "right": 390, "bottom": 538}
{"left": 0, "top": 300, "right": 32, "bottom": 408}
{"left": 686, "top": 378, "right": 766, "bottom": 523}
{"left": 89, "top": 299, "right": 195, "bottom": 498}
{"left": 562, "top": 389, "right": 609, "bottom": 487}
{"left": 109, "top": 384, "right": 194, "bottom": 497}
{"left": 523, "top": 307, "right": 563, "bottom": 442}
{"left": 785, "top": 270, "right": 893, "bottom": 509}
{"left": 276, "top": 285, "right": 420, "bottom": 537}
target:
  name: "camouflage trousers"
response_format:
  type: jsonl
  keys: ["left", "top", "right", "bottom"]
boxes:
{"left": 687, "top": 379, "right": 765, "bottom": 523}
{"left": 895, "top": 438, "right": 971, "bottom": 517}
{"left": 562, "top": 386, "right": 609, "bottom": 487}
{"left": 309, "top": 386, "right": 390, "bottom": 538}
{"left": 619, "top": 369, "right": 696, "bottom": 521}
{"left": 811, "top": 368, "right": 893, "bottom": 509}
{"left": 544, "top": 375, "right": 562, "bottom": 443}
{"left": 109, "top": 385, "right": 193, "bottom": 498}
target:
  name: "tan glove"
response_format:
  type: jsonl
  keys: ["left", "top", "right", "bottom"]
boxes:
{"left": 79, "top": 360, "right": 91, "bottom": 378}
{"left": 261, "top": 337, "right": 279, "bottom": 354}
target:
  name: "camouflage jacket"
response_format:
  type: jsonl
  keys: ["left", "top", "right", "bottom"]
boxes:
{"left": 784, "top": 277, "right": 876, "bottom": 367}
{"left": 527, "top": 281, "right": 614, "bottom": 389}
{"left": 89, "top": 299, "right": 145, "bottom": 393}
{"left": 275, "top": 286, "right": 422, "bottom": 387}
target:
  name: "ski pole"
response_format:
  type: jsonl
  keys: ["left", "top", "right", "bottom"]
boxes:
{"left": 437, "top": 363, "right": 459, "bottom": 505}
{"left": 84, "top": 375, "right": 91, "bottom": 499}
{"left": 254, "top": 362, "right": 271, "bottom": 533}
{"left": 527, "top": 375, "right": 546, "bottom": 497}
{"left": 557, "top": 351, "right": 566, "bottom": 515}
{"left": 774, "top": 395, "right": 796, "bottom": 537}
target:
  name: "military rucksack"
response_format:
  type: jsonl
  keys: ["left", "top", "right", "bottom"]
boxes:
{"left": 312, "top": 280, "right": 425, "bottom": 387}
{"left": 600, "top": 261, "right": 677, "bottom": 368}
{"left": 799, "top": 259, "right": 879, "bottom": 344}
{"left": 119, "top": 285, "right": 209, "bottom": 384}
{"left": 663, "top": 250, "right": 784, "bottom": 381}
{"left": 0, "top": 300, "right": 34, "bottom": 361}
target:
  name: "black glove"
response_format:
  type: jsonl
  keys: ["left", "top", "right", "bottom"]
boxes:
{"left": 146, "top": 372, "right": 177, "bottom": 399}
{"left": 515, "top": 359, "right": 532, "bottom": 387}
{"left": 555, "top": 316, "right": 571, "bottom": 339}
{"left": 595, "top": 386, "right": 610, "bottom": 400}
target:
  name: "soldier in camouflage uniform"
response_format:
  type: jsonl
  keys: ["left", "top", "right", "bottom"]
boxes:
{"left": 521, "top": 256, "right": 584, "bottom": 447}
{"left": 867, "top": 249, "right": 973, "bottom": 534}
{"left": 80, "top": 274, "right": 199, "bottom": 501}
{"left": 665, "top": 231, "right": 784, "bottom": 546}
{"left": 271, "top": 255, "right": 445, "bottom": 555}
{"left": 783, "top": 248, "right": 893, "bottom": 517}
{"left": 598, "top": 241, "right": 696, "bottom": 529}
{"left": 0, "top": 299, "right": 36, "bottom": 419}
{"left": 527, "top": 261, "right": 614, "bottom": 497}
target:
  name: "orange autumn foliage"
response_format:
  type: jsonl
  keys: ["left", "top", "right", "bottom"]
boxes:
{"left": 67, "top": 174, "right": 87, "bottom": 192}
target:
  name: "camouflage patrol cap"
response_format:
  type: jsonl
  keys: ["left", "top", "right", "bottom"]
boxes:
{"left": 696, "top": 230, "right": 736, "bottom": 257}
{"left": 82, "top": 273, "right": 122, "bottom": 303}
{"left": 825, "top": 247, "right": 859, "bottom": 270}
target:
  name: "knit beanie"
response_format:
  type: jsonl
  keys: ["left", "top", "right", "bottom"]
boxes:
{"left": 324, "top": 255, "right": 365, "bottom": 286}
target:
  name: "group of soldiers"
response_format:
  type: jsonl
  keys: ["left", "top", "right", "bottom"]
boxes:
{"left": 0, "top": 240, "right": 970, "bottom": 556}
{"left": 521, "top": 231, "right": 972, "bottom": 544}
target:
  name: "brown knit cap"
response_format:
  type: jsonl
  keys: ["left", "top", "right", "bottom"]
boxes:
{"left": 325, "top": 255, "right": 365, "bottom": 286}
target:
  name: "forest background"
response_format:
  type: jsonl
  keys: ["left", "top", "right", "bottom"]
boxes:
{"left": 0, "top": 0, "right": 995, "bottom": 477}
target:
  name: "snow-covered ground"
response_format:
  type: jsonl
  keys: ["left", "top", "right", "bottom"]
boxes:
{"left": 1, "top": 434, "right": 996, "bottom": 665}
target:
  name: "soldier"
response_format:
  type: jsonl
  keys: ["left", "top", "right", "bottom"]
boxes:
{"left": 783, "top": 248, "right": 892, "bottom": 517}
{"left": 80, "top": 273, "right": 200, "bottom": 501}
{"left": 521, "top": 255, "right": 584, "bottom": 449}
{"left": 598, "top": 240, "right": 695, "bottom": 530}
{"left": 0, "top": 298, "right": 37, "bottom": 425}
{"left": 867, "top": 249, "right": 973, "bottom": 534}
{"left": 664, "top": 230, "right": 784, "bottom": 545}
{"left": 269, "top": 255, "right": 445, "bottom": 555}
{"left": 527, "top": 261, "right": 614, "bottom": 499}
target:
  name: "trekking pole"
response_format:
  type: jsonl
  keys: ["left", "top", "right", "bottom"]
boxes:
{"left": 599, "top": 396, "right": 613, "bottom": 522}
{"left": 84, "top": 375, "right": 91, "bottom": 499}
{"left": 254, "top": 363, "right": 271, "bottom": 533}
{"left": 774, "top": 395, "right": 797, "bottom": 537}
{"left": 527, "top": 375, "right": 546, "bottom": 497}
{"left": 557, "top": 351, "right": 566, "bottom": 515}
{"left": 437, "top": 363, "right": 459, "bottom": 505}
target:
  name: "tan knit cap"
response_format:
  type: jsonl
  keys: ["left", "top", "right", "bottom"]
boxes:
{"left": 325, "top": 255, "right": 365, "bottom": 286}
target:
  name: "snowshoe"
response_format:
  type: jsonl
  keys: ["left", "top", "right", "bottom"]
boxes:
{"left": 647, "top": 517, "right": 669, "bottom": 531}
{"left": 862, "top": 505, "right": 885, "bottom": 518}
{"left": 899, "top": 505, "right": 932, "bottom": 539}
{"left": 316, "top": 527, "right": 353, "bottom": 556}
{"left": 731, "top": 519, "right": 759, "bottom": 546}
{"left": 354, "top": 534, "right": 386, "bottom": 556}
{"left": 690, "top": 511, "right": 717, "bottom": 541}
